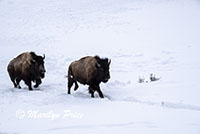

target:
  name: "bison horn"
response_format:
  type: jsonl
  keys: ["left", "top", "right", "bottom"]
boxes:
{"left": 108, "top": 59, "right": 111, "bottom": 65}
{"left": 43, "top": 54, "right": 45, "bottom": 59}
{"left": 31, "top": 59, "right": 36, "bottom": 64}
{"left": 96, "top": 62, "right": 101, "bottom": 68}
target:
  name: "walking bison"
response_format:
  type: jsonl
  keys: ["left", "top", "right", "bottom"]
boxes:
{"left": 68, "top": 56, "right": 111, "bottom": 98}
{"left": 7, "top": 52, "right": 46, "bottom": 90}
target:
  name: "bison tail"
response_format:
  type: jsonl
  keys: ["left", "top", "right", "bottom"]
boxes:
{"left": 68, "top": 65, "right": 73, "bottom": 78}
{"left": 7, "top": 63, "right": 14, "bottom": 74}
{"left": 7, "top": 64, "right": 15, "bottom": 81}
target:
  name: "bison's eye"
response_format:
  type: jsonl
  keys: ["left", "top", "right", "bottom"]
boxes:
{"left": 100, "top": 68, "right": 104, "bottom": 71}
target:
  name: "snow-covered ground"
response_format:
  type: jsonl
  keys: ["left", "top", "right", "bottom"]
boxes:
{"left": 0, "top": 0, "right": 200, "bottom": 133}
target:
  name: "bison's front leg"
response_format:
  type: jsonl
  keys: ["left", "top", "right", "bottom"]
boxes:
{"left": 96, "top": 85, "right": 104, "bottom": 98}
{"left": 89, "top": 86, "right": 95, "bottom": 98}
{"left": 89, "top": 85, "right": 104, "bottom": 98}
{"left": 34, "top": 79, "right": 41, "bottom": 88}
{"left": 25, "top": 79, "right": 33, "bottom": 91}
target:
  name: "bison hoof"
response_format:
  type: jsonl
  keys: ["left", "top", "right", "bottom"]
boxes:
{"left": 99, "top": 95, "right": 104, "bottom": 98}
{"left": 34, "top": 85, "right": 39, "bottom": 88}
{"left": 91, "top": 94, "right": 95, "bottom": 98}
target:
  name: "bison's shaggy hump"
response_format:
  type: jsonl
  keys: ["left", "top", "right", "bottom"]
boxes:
{"left": 7, "top": 52, "right": 46, "bottom": 90}
{"left": 68, "top": 55, "right": 111, "bottom": 98}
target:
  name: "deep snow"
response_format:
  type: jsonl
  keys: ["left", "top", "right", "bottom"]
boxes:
{"left": 0, "top": 0, "right": 200, "bottom": 134}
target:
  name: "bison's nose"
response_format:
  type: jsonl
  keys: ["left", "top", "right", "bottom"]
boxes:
{"left": 106, "top": 76, "right": 110, "bottom": 80}
{"left": 103, "top": 76, "right": 110, "bottom": 83}
{"left": 41, "top": 69, "right": 46, "bottom": 73}
{"left": 40, "top": 70, "right": 46, "bottom": 77}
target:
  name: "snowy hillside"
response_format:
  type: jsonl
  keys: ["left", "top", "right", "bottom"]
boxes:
{"left": 0, "top": 0, "right": 200, "bottom": 134}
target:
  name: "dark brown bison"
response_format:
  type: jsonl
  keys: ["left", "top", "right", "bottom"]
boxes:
{"left": 7, "top": 52, "right": 46, "bottom": 90}
{"left": 68, "top": 56, "right": 111, "bottom": 98}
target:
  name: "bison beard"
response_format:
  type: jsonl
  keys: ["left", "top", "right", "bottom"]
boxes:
{"left": 67, "top": 56, "right": 111, "bottom": 98}
{"left": 7, "top": 52, "right": 46, "bottom": 90}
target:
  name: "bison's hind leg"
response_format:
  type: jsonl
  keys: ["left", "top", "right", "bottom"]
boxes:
{"left": 8, "top": 69, "right": 17, "bottom": 88}
{"left": 11, "top": 77, "right": 17, "bottom": 88}
{"left": 68, "top": 76, "right": 74, "bottom": 94}
{"left": 16, "top": 78, "right": 21, "bottom": 89}
{"left": 74, "top": 81, "right": 79, "bottom": 91}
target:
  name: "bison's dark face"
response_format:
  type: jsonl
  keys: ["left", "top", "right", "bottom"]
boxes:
{"left": 31, "top": 54, "right": 46, "bottom": 78}
{"left": 96, "top": 57, "right": 111, "bottom": 83}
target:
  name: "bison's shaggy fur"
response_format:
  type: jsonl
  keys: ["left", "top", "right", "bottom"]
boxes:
{"left": 7, "top": 52, "right": 46, "bottom": 90}
{"left": 68, "top": 56, "right": 111, "bottom": 98}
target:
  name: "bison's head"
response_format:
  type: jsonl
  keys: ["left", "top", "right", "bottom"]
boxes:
{"left": 95, "top": 56, "right": 111, "bottom": 83}
{"left": 31, "top": 52, "right": 46, "bottom": 78}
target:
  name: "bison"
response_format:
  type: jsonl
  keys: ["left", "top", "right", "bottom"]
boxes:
{"left": 68, "top": 56, "right": 111, "bottom": 98}
{"left": 7, "top": 52, "right": 46, "bottom": 90}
